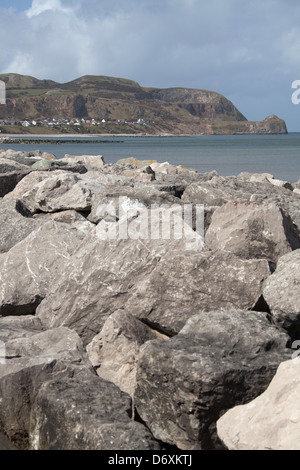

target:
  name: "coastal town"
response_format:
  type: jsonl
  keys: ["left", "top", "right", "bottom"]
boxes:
{"left": 0, "top": 116, "right": 151, "bottom": 132}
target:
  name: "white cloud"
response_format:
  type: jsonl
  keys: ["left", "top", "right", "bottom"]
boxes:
{"left": 0, "top": 0, "right": 300, "bottom": 129}
{"left": 26, "top": 0, "right": 71, "bottom": 18}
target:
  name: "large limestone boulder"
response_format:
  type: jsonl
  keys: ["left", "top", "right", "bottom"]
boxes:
{"left": 0, "top": 324, "right": 159, "bottom": 450}
{"left": 0, "top": 158, "right": 31, "bottom": 197}
{"left": 182, "top": 175, "right": 300, "bottom": 231}
{"left": 33, "top": 209, "right": 94, "bottom": 235}
{"left": 205, "top": 201, "right": 300, "bottom": 264}
{"left": 0, "top": 221, "right": 86, "bottom": 316}
{"left": 0, "top": 326, "right": 88, "bottom": 448}
{"left": 19, "top": 173, "right": 106, "bottom": 214}
{"left": 182, "top": 175, "right": 269, "bottom": 207}
{"left": 0, "top": 198, "right": 41, "bottom": 254}
{"left": 263, "top": 249, "right": 300, "bottom": 335}
{"left": 0, "top": 315, "right": 43, "bottom": 342}
{"left": 126, "top": 250, "right": 271, "bottom": 335}
{"left": 30, "top": 366, "right": 160, "bottom": 451}
{"left": 62, "top": 154, "right": 105, "bottom": 172}
{"left": 134, "top": 310, "right": 290, "bottom": 450}
{"left": 86, "top": 310, "right": 167, "bottom": 398}
{"left": 36, "top": 210, "right": 204, "bottom": 345}
{"left": 0, "top": 149, "right": 42, "bottom": 167}
{"left": 4, "top": 169, "right": 67, "bottom": 200}
{"left": 88, "top": 184, "right": 181, "bottom": 224}
{"left": 217, "top": 358, "right": 300, "bottom": 450}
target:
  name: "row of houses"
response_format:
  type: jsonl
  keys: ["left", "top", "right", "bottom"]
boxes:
{"left": 0, "top": 117, "right": 150, "bottom": 128}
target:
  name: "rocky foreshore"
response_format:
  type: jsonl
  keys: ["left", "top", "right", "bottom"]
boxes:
{"left": 0, "top": 148, "right": 300, "bottom": 450}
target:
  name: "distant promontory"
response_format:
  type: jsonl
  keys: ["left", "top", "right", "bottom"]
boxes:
{"left": 0, "top": 73, "right": 288, "bottom": 135}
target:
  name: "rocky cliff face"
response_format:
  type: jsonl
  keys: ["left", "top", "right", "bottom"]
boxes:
{"left": 0, "top": 73, "right": 287, "bottom": 135}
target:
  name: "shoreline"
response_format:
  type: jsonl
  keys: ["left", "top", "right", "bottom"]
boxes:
{"left": 0, "top": 133, "right": 191, "bottom": 139}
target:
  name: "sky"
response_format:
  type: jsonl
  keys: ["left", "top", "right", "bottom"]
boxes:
{"left": 0, "top": 0, "right": 300, "bottom": 131}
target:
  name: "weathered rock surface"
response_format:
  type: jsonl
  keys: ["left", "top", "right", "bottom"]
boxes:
{"left": 217, "top": 358, "right": 300, "bottom": 450}
{"left": 30, "top": 366, "right": 160, "bottom": 451}
{"left": 126, "top": 250, "right": 271, "bottom": 335}
{"left": 0, "top": 198, "right": 41, "bottom": 253}
{"left": 36, "top": 215, "right": 203, "bottom": 345}
{"left": 0, "top": 158, "right": 31, "bottom": 197}
{"left": 205, "top": 201, "right": 300, "bottom": 263}
{"left": 33, "top": 209, "right": 94, "bottom": 235}
{"left": 0, "top": 154, "right": 298, "bottom": 451}
{"left": 182, "top": 175, "right": 300, "bottom": 231}
{"left": 3, "top": 169, "right": 67, "bottom": 200}
{"left": 0, "top": 326, "right": 88, "bottom": 448}
{"left": 0, "top": 325, "right": 159, "bottom": 450}
{"left": 88, "top": 184, "right": 181, "bottom": 224}
{"left": 19, "top": 173, "right": 105, "bottom": 214}
{"left": 86, "top": 310, "right": 167, "bottom": 397}
{"left": 134, "top": 310, "right": 290, "bottom": 450}
{"left": 263, "top": 249, "right": 300, "bottom": 336}
{"left": 0, "top": 315, "right": 43, "bottom": 342}
{"left": 0, "top": 221, "right": 85, "bottom": 316}
{"left": 62, "top": 154, "right": 105, "bottom": 172}
{"left": 0, "top": 149, "right": 43, "bottom": 166}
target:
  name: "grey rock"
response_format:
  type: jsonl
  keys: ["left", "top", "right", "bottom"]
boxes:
{"left": 4, "top": 169, "right": 67, "bottom": 201}
{"left": 31, "top": 158, "right": 56, "bottom": 170}
{"left": 263, "top": 249, "right": 300, "bottom": 336}
{"left": 0, "top": 221, "right": 86, "bottom": 316}
{"left": 126, "top": 250, "right": 271, "bottom": 335}
{"left": 238, "top": 171, "right": 294, "bottom": 190}
{"left": 134, "top": 310, "right": 290, "bottom": 450}
{"left": 205, "top": 201, "right": 300, "bottom": 263}
{"left": 0, "top": 315, "right": 43, "bottom": 342}
{"left": 33, "top": 209, "right": 94, "bottom": 235}
{"left": 182, "top": 175, "right": 300, "bottom": 231}
{"left": 0, "top": 158, "right": 31, "bottom": 197}
{"left": 88, "top": 184, "right": 181, "bottom": 224}
{"left": 111, "top": 157, "right": 159, "bottom": 171}
{"left": 217, "top": 358, "right": 300, "bottom": 450}
{"left": 62, "top": 154, "right": 105, "bottom": 172}
{"left": 86, "top": 310, "right": 167, "bottom": 397}
{"left": 0, "top": 326, "right": 89, "bottom": 448}
{"left": 0, "top": 157, "right": 30, "bottom": 175}
{"left": 0, "top": 322, "right": 159, "bottom": 450}
{"left": 2, "top": 327, "right": 89, "bottom": 379}
{"left": 20, "top": 173, "right": 106, "bottom": 213}
{"left": 0, "top": 149, "right": 42, "bottom": 166}
{"left": 29, "top": 366, "right": 160, "bottom": 450}
{"left": 36, "top": 213, "right": 203, "bottom": 345}
{"left": 0, "top": 198, "right": 41, "bottom": 253}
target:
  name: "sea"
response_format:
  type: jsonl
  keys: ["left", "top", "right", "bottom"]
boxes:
{"left": 1, "top": 133, "right": 300, "bottom": 183}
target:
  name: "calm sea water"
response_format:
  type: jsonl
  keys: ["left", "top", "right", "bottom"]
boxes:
{"left": 1, "top": 133, "right": 300, "bottom": 182}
